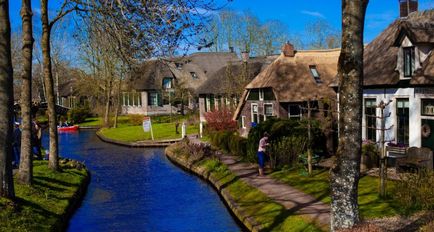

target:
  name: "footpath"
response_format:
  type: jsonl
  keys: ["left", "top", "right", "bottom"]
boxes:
{"left": 189, "top": 137, "right": 331, "bottom": 229}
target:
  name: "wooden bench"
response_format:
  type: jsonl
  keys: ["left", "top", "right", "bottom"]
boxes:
{"left": 395, "top": 147, "right": 433, "bottom": 172}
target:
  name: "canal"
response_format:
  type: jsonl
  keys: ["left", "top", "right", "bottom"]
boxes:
{"left": 43, "top": 130, "right": 240, "bottom": 232}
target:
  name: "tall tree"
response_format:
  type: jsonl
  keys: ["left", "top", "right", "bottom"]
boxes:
{"left": 18, "top": 0, "right": 34, "bottom": 184}
{"left": 330, "top": 0, "right": 368, "bottom": 231}
{"left": 305, "top": 19, "right": 341, "bottom": 49}
{"left": 40, "top": 0, "right": 77, "bottom": 171}
{"left": 0, "top": 0, "right": 15, "bottom": 198}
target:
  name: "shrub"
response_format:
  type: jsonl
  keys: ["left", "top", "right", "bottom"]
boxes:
{"left": 67, "top": 107, "right": 90, "bottom": 124}
{"left": 128, "top": 114, "right": 144, "bottom": 126}
{"left": 246, "top": 118, "right": 325, "bottom": 164}
{"left": 269, "top": 136, "right": 308, "bottom": 169}
{"left": 361, "top": 140, "right": 379, "bottom": 169}
{"left": 204, "top": 108, "right": 237, "bottom": 132}
{"left": 394, "top": 169, "right": 434, "bottom": 213}
{"left": 209, "top": 131, "right": 247, "bottom": 157}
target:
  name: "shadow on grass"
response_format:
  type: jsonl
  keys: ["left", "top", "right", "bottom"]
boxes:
{"left": 15, "top": 197, "right": 60, "bottom": 217}
{"left": 34, "top": 176, "right": 80, "bottom": 189}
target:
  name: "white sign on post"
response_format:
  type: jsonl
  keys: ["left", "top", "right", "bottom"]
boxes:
{"left": 143, "top": 116, "right": 154, "bottom": 140}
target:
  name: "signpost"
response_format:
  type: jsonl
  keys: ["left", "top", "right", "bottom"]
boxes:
{"left": 143, "top": 116, "right": 154, "bottom": 140}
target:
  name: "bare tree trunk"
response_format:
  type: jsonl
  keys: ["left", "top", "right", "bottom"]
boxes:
{"left": 103, "top": 78, "right": 113, "bottom": 127}
{"left": 18, "top": 0, "right": 34, "bottom": 185}
{"left": 113, "top": 78, "right": 122, "bottom": 128}
{"left": 41, "top": 0, "right": 59, "bottom": 171}
{"left": 330, "top": 0, "right": 368, "bottom": 231}
{"left": 0, "top": 0, "right": 15, "bottom": 198}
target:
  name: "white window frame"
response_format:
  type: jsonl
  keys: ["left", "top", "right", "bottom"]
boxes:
{"left": 259, "top": 89, "right": 264, "bottom": 101}
{"left": 288, "top": 104, "right": 301, "bottom": 119}
{"left": 241, "top": 116, "right": 246, "bottom": 129}
{"left": 251, "top": 103, "right": 259, "bottom": 123}
{"left": 264, "top": 103, "right": 273, "bottom": 121}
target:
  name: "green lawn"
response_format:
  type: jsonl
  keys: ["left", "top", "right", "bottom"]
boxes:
{"left": 271, "top": 169, "right": 403, "bottom": 219}
{"left": 100, "top": 122, "right": 199, "bottom": 142}
{"left": 170, "top": 144, "right": 323, "bottom": 231}
{"left": 78, "top": 116, "right": 130, "bottom": 127}
{"left": 0, "top": 160, "right": 88, "bottom": 231}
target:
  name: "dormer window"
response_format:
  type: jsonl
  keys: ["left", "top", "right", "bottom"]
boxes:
{"left": 403, "top": 47, "right": 415, "bottom": 77}
{"left": 190, "top": 72, "right": 198, "bottom": 79}
{"left": 162, "top": 77, "right": 172, "bottom": 89}
{"left": 309, "top": 65, "right": 322, "bottom": 84}
{"left": 175, "top": 63, "right": 183, "bottom": 69}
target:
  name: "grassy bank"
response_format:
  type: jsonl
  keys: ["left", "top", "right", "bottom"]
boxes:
{"left": 0, "top": 160, "right": 89, "bottom": 231}
{"left": 100, "top": 122, "right": 199, "bottom": 142}
{"left": 271, "top": 169, "right": 403, "bottom": 219}
{"left": 168, "top": 143, "right": 323, "bottom": 231}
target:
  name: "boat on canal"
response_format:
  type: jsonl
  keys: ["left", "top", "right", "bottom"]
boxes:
{"left": 58, "top": 125, "right": 79, "bottom": 132}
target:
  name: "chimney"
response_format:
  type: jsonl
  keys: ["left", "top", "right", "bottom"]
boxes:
{"left": 399, "top": 0, "right": 418, "bottom": 18}
{"left": 229, "top": 46, "right": 234, "bottom": 53}
{"left": 241, "top": 51, "right": 249, "bottom": 62}
{"left": 282, "top": 42, "right": 295, "bottom": 57}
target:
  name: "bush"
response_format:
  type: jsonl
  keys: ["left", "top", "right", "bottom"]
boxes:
{"left": 128, "top": 114, "right": 144, "bottom": 126}
{"left": 246, "top": 118, "right": 325, "bottom": 164}
{"left": 67, "top": 107, "right": 90, "bottom": 124}
{"left": 394, "top": 169, "right": 434, "bottom": 213}
{"left": 269, "top": 136, "right": 308, "bottom": 169}
{"left": 361, "top": 140, "right": 379, "bottom": 169}
{"left": 204, "top": 108, "right": 237, "bottom": 132}
{"left": 209, "top": 131, "right": 247, "bottom": 157}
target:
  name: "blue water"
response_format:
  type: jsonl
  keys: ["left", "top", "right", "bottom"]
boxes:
{"left": 43, "top": 130, "right": 240, "bottom": 232}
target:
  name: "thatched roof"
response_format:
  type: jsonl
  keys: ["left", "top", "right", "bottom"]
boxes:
{"left": 245, "top": 49, "right": 340, "bottom": 102}
{"left": 196, "top": 56, "right": 277, "bottom": 95}
{"left": 132, "top": 52, "right": 239, "bottom": 93}
{"left": 364, "top": 10, "right": 434, "bottom": 87}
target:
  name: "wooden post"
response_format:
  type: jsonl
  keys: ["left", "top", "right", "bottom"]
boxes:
{"left": 379, "top": 100, "right": 388, "bottom": 198}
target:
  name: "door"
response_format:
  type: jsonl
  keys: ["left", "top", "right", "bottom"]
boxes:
{"left": 421, "top": 119, "right": 434, "bottom": 151}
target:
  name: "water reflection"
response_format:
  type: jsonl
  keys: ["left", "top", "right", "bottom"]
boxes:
{"left": 43, "top": 130, "right": 240, "bottom": 232}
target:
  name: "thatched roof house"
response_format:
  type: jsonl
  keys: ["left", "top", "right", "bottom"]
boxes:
{"left": 363, "top": 10, "right": 434, "bottom": 87}
{"left": 233, "top": 46, "right": 340, "bottom": 128}
{"left": 131, "top": 52, "right": 239, "bottom": 94}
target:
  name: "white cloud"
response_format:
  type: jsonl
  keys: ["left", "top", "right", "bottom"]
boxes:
{"left": 301, "top": 10, "right": 325, "bottom": 19}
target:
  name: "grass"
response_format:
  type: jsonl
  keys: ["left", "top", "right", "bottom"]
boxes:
{"left": 271, "top": 168, "right": 403, "bottom": 219}
{"left": 171, "top": 145, "right": 323, "bottom": 231}
{"left": 77, "top": 116, "right": 130, "bottom": 127}
{"left": 0, "top": 160, "right": 88, "bottom": 231}
{"left": 100, "top": 122, "right": 199, "bottom": 142}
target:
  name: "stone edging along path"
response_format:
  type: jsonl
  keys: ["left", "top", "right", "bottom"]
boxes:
{"left": 165, "top": 145, "right": 261, "bottom": 232}
{"left": 96, "top": 129, "right": 183, "bottom": 147}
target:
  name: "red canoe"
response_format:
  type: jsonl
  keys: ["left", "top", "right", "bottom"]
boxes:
{"left": 58, "top": 125, "right": 79, "bottom": 132}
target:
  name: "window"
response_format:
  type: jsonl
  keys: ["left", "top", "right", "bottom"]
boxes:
{"left": 251, "top": 103, "right": 259, "bottom": 123}
{"left": 162, "top": 77, "right": 172, "bottom": 89}
{"left": 263, "top": 88, "right": 275, "bottom": 100}
{"left": 264, "top": 104, "right": 273, "bottom": 120}
{"left": 148, "top": 92, "right": 159, "bottom": 106}
{"left": 309, "top": 65, "right": 322, "bottom": 84}
{"left": 396, "top": 99, "right": 409, "bottom": 145}
{"left": 421, "top": 99, "right": 434, "bottom": 116}
{"left": 403, "top": 47, "right": 415, "bottom": 77}
{"left": 259, "top": 89, "right": 264, "bottom": 101}
{"left": 365, "top": 99, "right": 377, "bottom": 142}
{"left": 288, "top": 104, "right": 301, "bottom": 119}
{"left": 190, "top": 72, "right": 198, "bottom": 79}
{"left": 241, "top": 116, "right": 246, "bottom": 128}
{"left": 175, "top": 62, "right": 183, "bottom": 69}
{"left": 209, "top": 95, "right": 215, "bottom": 111}
{"left": 122, "top": 92, "right": 142, "bottom": 107}
{"left": 247, "top": 89, "right": 259, "bottom": 100}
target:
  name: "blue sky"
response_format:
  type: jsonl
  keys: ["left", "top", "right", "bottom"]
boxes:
{"left": 8, "top": 0, "right": 434, "bottom": 45}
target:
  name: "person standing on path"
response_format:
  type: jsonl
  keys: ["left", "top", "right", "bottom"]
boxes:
{"left": 257, "top": 132, "right": 270, "bottom": 176}
{"left": 12, "top": 122, "right": 22, "bottom": 168}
